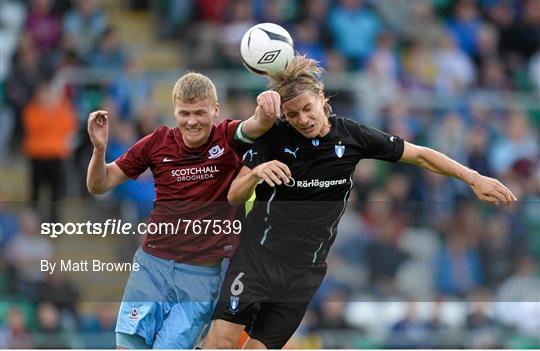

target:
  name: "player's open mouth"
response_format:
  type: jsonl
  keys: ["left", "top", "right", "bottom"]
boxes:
{"left": 302, "top": 125, "right": 315, "bottom": 133}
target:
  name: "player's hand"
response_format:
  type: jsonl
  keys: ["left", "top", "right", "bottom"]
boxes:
{"left": 87, "top": 110, "right": 109, "bottom": 151}
{"left": 255, "top": 91, "right": 281, "bottom": 123}
{"left": 253, "top": 160, "right": 291, "bottom": 187}
{"left": 469, "top": 173, "right": 517, "bottom": 206}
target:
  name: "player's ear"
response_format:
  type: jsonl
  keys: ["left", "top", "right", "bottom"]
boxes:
{"left": 214, "top": 102, "right": 220, "bottom": 119}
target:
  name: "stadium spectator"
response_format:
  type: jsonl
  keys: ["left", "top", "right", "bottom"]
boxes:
{"left": 80, "top": 303, "right": 117, "bottom": 348}
{"left": 220, "top": 0, "right": 256, "bottom": 68}
{"left": 4, "top": 209, "right": 54, "bottom": 300}
{"left": 107, "top": 56, "right": 152, "bottom": 121}
{"left": 328, "top": 0, "right": 382, "bottom": 68}
{"left": 89, "top": 26, "right": 127, "bottom": 70}
{"left": 0, "top": 306, "right": 34, "bottom": 349}
{"left": 529, "top": 47, "right": 540, "bottom": 93}
{"left": 33, "top": 302, "right": 73, "bottom": 348}
{"left": 294, "top": 20, "right": 327, "bottom": 68}
{"left": 24, "top": 0, "right": 62, "bottom": 56}
{"left": 434, "top": 32, "right": 476, "bottom": 95}
{"left": 479, "top": 216, "right": 519, "bottom": 289}
{"left": 466, "top": 125, "right": 493, "bottom": 179}
{"left": 22, "top": 76, "right": 78, "bottom": 221}
{"left": 495, "top": 255, "right": 540, "bottom": 338}
{"left": 465, "top": 290, "right": 503, "bottom": 348}
{"left": 63, "top": 0, "right": 107, "bottom": 61}
{"left": 386, "top": 301, "right": 435, "bottom": 348}
{"left": 446, "top": 0, "right": 484, "bottom": 57}
{"left": 4, "top": 34, "right": 50, "bottom": 148}
{"left": 489, "top": 108, "right": 537, "bottom": 177}
{"left": 435, "top": 229, "right": 483, "bottom": 297}
{"left": 36, "top": 272, "right": 80, "bottom": 326}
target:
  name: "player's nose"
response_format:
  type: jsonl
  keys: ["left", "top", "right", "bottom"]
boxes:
{"left": 298, "top": 113, "right": 309, "bottom": 126}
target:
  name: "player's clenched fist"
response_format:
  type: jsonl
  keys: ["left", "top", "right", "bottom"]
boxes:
{"left": 253, "top": 160, "right": 291, "bottom": 187}
{"left": 87, "top": 110, "right": 109, "bottom": 151}
{"left": 255, "top": 91, "right": 281, "bottom": 122}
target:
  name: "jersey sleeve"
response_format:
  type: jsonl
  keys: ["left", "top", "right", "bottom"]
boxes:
{"left": 350, "top": 121, "right": 404, "bottom": 162}
{"left": 114, "top": 131, "right": 155, "bottom": 180}
{"left": 221, "top": 119, "right": 252, "bottom": 156}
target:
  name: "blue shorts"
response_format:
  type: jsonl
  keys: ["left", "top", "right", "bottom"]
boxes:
{"left": 115, "top": 247, "right": 222, "bottom": 349}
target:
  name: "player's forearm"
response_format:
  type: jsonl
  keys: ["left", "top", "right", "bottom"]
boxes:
{"left": 228, "top": 171, "right": 260, "bottom": 206}
{"left": 414, "top": 147, "right": 479, "bottom": 185}
{"left": 241, "top": 114, "right": 275, "bottom": 139}
{"left": 87, "top": 148, "right": 111, "bottom": 194}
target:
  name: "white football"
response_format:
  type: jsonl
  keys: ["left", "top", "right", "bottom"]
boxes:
{"left": 240, "top": 23, "right": 294, "bottom": 76}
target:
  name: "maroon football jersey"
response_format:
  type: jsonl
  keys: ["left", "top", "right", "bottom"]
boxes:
{"left": 115, "top": 119, "right": 246, "bottom": 262}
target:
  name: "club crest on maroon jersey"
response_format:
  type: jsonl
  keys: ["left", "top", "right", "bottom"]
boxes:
{"left": 208, "top": 145, "right": 225, "bottom": 159}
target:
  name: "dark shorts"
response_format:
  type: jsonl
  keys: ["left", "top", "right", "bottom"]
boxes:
{"left": 212, "top": 235, "right": 326, "bottom": 349}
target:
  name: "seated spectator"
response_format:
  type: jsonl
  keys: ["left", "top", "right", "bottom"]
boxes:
{"left": 24, "top": 0, "right": 62, "bottom": 55}
{"left": 386, "top": 301, "right": 435, "bottom": 348}
{"left": 5, "top": 209, "right": 54, "bottom": 300}
{"left": 479, "top": 216, "right": 518, "bottom": 289}
{"left": 107, "top": 57, "right": 152, "bottom": 121}
{"left": 435, "top": 229, "right": 483, "bottom": 297}
{"left": 489, "top": 108, "right": 537, "bottom": 177}
{"left": 328, "top": 0, "right": 382, "bottom": 67}
{"left": 0, "top": 306, "right": 33, "bottom": 349}
{"left": 81, "top": 303, "right": 116, "bottom": 348}
{"left": 294, "top": 20, "right": 327, "bottom": 68}
{"left": 63, "top": 0, "right": 107, "bottom": 61}
{"left": 446, "top": 0, "right": 484, "bottom": 57}
{"left": 33, "top": 303, "right": 73, "bottom": 348}
{"left": 495, "top": 256, "right": 540, "bottom": 338}
{"left": 36, "top": 272, "right": 80, "bottom": 325}
{"left": 89, "top": 26, "right": 127, "bottom": 69}
{"left": 465, "top": 290, "right": 503, "bottom": 348}
{"left": 434, "top": 33, "right": 476, "bottom": 96}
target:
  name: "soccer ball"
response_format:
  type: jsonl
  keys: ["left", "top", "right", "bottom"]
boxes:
{"left": 240, "top": 23, "right": 294, "bottom": 76}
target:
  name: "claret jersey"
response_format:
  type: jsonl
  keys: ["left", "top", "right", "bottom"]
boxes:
{"left": 115, "top": 119, "right": 247, "bottom": 262}
{"left": 242, "top": 115, "right": 404, "bottom": 266}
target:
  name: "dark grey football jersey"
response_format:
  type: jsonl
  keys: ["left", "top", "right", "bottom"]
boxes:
{"left": 242, "top": 115, "right": 404, "bottom": 265}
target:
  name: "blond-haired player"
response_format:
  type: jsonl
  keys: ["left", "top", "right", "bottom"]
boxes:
{"left": 87, "top": 72, "right": 281, "bottom": 348}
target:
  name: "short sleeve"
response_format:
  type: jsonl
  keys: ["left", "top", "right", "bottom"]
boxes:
{"left": 222, "top": 119, "right": 242, "bottom": 145}
{"left": 352, "top": 122, "right": 404, "bottom": 162}
{"left": 114, "top": 132, "right": 154, "bottom": 180}
{"left": 220, "top": 119, "right": 253, "bottom": 157}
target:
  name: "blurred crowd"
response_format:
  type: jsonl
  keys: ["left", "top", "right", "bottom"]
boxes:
{"left": 0, "top": 0, "right": 539, "bottom": 348}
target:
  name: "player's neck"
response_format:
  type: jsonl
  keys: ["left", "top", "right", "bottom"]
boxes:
{"left": 318, "top": 121, "right": 331, "bottom": 137}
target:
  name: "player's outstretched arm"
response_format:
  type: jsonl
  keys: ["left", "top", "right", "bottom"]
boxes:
{"left": 86, "top": 110, "right": 129, "bottom": 194}
{"left": 240, "top": 91, "right": 281, "bottom": 140}
{"left": 228, "top": 161, "right": 291, "bottom": 206}
{"left": 400, "top": 141, "right": 517, "bottom": 206}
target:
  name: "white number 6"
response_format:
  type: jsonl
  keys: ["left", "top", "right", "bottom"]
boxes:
{"left": 230, "top": 272, "right": 245, "bottom": 296}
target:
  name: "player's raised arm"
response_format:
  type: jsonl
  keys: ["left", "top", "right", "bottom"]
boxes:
{"left": 87, "top": 110, "right": 129, "bottom": 194}
{"left": 227, "top": 161, "right": 291, "bottom": 206}
{"left": 400, "top": 141, "right": 517, "bottom": 206}
{"left": 238, "top": 91, "right": 281, "bottom": 141}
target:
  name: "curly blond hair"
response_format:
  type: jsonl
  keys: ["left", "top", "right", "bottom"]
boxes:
{"left": 172, "top": 72, "right": 217, "bottom": 104}
{"left": 267, "top": 56, "right": 332, "bottom": 117}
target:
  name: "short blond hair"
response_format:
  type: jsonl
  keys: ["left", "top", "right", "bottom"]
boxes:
{"left": 172, "top": 72, "right": 217, "bottom": 104}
